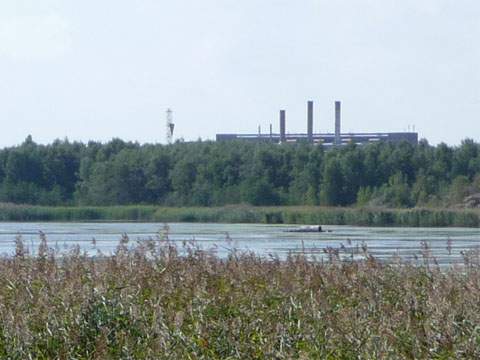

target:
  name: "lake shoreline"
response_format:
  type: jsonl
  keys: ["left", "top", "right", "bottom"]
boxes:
{"left": 0, "top": 204, "right": 478, "bottom": 227}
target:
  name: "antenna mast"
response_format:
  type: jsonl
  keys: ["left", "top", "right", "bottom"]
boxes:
{"left": 166, "top": 108, "right": 175, "bottom": 144}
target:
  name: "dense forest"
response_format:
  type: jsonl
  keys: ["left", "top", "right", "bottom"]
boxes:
{"left": 0, "top": 136, "right": 479, "bottom": 208}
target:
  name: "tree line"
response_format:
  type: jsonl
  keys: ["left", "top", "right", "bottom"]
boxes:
{"left": 0, "top": 135, "right": 479, "bottom": 208}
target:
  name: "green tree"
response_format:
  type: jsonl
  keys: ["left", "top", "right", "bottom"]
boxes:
{"left": 320, "top": 156, "right": 344, "bottom": 206}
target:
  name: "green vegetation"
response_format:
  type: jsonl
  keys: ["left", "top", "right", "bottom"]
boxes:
{"left": 1, "top": 136, "right": 480, "bottom": 208}
{"left": 1, "top": 236, "right": 480, "bottom": 358}
{"left": 0, "top": 204, "right": 479, "bottom": 227}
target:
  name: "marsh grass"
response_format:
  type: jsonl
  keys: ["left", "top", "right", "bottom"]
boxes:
{"left": 0, "top": 203, "right": 479, "bottom": 227}
{"left": 0, "top": 234, "right": 480, "bottom": 359}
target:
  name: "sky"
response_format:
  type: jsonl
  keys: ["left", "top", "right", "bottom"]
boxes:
{"left": 0, "top": 0, "right": 479, "bottom": 146}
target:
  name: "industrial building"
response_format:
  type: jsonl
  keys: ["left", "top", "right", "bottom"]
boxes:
{"left": 216, "top": 101, "right": 418, "bottom": 146}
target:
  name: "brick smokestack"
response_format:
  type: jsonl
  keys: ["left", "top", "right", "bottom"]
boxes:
{"left": 280, "top": 110, "right": 286, "bottom": 143}
{"left": 307, "top": 101, "right": 313, "bottom": 143}
{"left": 335, "top": 101, "right": 341, "bottom": 145}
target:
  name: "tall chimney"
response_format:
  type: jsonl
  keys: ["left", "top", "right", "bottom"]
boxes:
{"left": 335, "top": 101, "right": 341, "bottom": 145}
{"left": 307, "top": 101, "right": 314, "bottom": 143}
{"left": 280, "top": 110, "right": 286, "bottom": 143}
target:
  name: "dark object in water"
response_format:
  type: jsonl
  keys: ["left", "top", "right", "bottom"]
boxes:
{"left": 285, "top": 225, "right": 323, "bottom": 233}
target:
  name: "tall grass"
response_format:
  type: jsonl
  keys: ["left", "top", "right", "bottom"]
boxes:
{"left": 0, "top": 203, "right": 479, "bottom": 227}
{"left": 0, "top": 235, "right": 480, "bottom": 358}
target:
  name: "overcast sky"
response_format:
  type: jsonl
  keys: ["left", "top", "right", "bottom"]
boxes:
{"left": 0, "top": 0, "right": 478, "bottom": 146}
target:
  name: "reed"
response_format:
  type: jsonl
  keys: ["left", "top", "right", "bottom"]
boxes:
{"left": 0, "top": 203, "right": 479, "bottom": 227}
{"left": 0, "top": 235, "right": 479, "bottom": 358}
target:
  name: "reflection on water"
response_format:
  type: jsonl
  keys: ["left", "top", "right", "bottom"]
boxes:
{"left": 0, "top": 222, "right": 479, "bottom": 265}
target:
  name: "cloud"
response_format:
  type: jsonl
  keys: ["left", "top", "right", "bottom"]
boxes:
{"left": 0, "top": 13, "right": 72, "bottom": 61}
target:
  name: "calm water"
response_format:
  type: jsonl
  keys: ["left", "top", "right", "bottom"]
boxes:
{"left": 1, "top": 222, "right": 479, "bottom": 265}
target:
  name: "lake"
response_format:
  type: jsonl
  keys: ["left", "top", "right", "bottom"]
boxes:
{"left": 1, "top": 222, "right": 479, "bottom": 265}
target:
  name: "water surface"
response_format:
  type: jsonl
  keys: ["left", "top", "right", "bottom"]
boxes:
{"left": 1, "top": 223, "right": 479, "bottom": 265}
